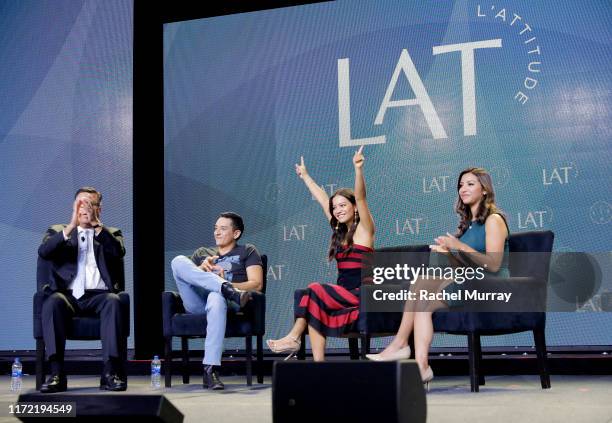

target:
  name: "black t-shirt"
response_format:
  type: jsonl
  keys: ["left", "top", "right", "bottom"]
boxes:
{"left": 190, "top": 243, "right": 262, "bottom": 283}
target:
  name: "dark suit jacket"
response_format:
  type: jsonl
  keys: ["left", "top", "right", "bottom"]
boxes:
{"left": 38, "top": 224, "right": 126, "bottom": 293}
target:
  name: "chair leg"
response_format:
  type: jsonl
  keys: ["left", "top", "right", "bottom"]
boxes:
{"left": 467, "top": 333, "right": 479, "bottom": 392}
{"left": 533, "top": 327, "right": 551, "bottom": 389}
{"left": 36, "top": 339, "right": 45, "bottom": 391}
{"left": 348, "top": 338, "right": 359, "bottom": 360}
{"left": 360, "top": 334, "right": 371, "bottom": 359}
{"left": 256, "top": 335, "right": 264, "bottom": 384}
{"left": 245, "top": 336, "right": 253, "bottom": 386}
{"left": 297, "top": 333, "right": 306, "bottom": 360}
{"left": 181, "top": 337, "right": 190, "bottom": 384}
{"left": 164, "top": 337, "right": 173, "bottom": 388}
{"left": 475, "top": 334, "right": 485, "bottom": 386}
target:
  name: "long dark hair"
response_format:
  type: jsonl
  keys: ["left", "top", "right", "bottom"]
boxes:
{"left": 328, "top": 188, "right": 359, "bottom": 260}
{"left": 454, "top": 167, "right": 505, "bottom": 237}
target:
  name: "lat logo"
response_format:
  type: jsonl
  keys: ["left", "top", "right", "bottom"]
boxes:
{"left": 542, "top": 164, "right": 577, "bottom": 185}
{"left": 283, "top": 224, "right": 308, "bottom": 241}
{"left": 423, "top": 175, "right": 450, "bottom": 193}
{"left": 338, "top": 40, "right": 502, "bottom": 147}
{"left": 267, "top": 264, "right": 286, "bottom": 281}
{"left": 517, "top": 210, "right": 551, "bottom": 229}
{"left": 395, "top": 217, "right": 427, "bottom": 236}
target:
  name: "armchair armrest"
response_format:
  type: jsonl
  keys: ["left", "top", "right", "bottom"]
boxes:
{"left": 294, "top": 288, "right": 308, "bottom": 313}
{"left": 248, "top": 291, "right": 266, "bottom": 335}
{"left": 162, "top": 291, "right": 185, "bottom": 338}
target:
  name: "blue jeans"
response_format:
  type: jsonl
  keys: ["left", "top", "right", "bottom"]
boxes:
{"left": 171, "top": 255, "right": 227, "bottom": 366}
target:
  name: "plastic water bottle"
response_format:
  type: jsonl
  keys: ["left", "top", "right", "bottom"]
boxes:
{"left": 151, "top": 355, "right": 161, "bottom": 389}
{"left": 10, "top": 358, "right": 22, "bottom": 393}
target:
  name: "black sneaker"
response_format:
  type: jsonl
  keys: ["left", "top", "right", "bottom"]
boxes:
{"left": 221, "top": 282, "right": 251, "bottom": 308}
{"left": 203, "top": 365, "right": 224, "bottom": 390}
{"left": 99, "top": 373, "right": 127, "bottom": 391}
{"left": 40, "top": 374, "right": 67, "bottom": 393}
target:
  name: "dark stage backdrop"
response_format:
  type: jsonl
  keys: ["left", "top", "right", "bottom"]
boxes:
{"left": 164, "top": 0, "right": 612, "bottom": 349}
{"left": 0, "top": 0, "right": 133, "bottom": 351}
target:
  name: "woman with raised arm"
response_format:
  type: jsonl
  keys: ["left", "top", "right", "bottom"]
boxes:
{"left": 365, "top": 167, "right": 510, "bottom": 389}
{"left": 267, "top": 146, "right": 375, "bottom": 361}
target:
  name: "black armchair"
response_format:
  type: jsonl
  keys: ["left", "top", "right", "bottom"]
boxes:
{"left": 33, "top": 231, "right": 130, "bottom": 391}
{"left": 432, "top": 230, "right": 554, "bottom": 392}
{"left": 162, "top": 255, "right": 267, "bottom": 387}
{"left": 356, "top": 231, "right": 554, "bottom": 392}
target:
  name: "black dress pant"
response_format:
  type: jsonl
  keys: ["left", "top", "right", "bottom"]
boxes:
{"left": 41, "top": 289, "right": 126, "bottom": 373}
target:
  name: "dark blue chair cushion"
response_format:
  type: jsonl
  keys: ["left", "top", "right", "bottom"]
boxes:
{"left": 162, "top": 291, "right": 265, "bottom": 338}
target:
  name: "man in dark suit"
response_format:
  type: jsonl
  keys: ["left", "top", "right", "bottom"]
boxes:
{"left": 38, "top": 187, "right": 127, "bottom": 393}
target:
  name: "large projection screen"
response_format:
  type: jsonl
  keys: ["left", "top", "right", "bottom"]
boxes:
{"left": 164, "top": 0, "right": 612, "bottom": 349}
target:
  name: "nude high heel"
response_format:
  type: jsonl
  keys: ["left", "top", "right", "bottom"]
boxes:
{"left": 421, "top": 366, "right": 434, "bottom": 391}
{"left": 365, "top": 346, "right": 411, "bottom": 362}
{"left": 267, "top": 336, "right": 301, "bottom": 360}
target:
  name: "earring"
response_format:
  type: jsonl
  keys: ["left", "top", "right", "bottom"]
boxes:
{"left": 335, "top": 222, "right": 339, "bottom": 230}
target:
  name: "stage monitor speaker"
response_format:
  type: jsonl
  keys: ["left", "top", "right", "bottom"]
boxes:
{"left": 16, "top": 393, "right": 183, "bottom": 422}
{"left": 272, "top": 360, "right": 426, "bottom": 423}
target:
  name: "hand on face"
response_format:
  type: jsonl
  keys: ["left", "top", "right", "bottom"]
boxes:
{"left": 74, "top": 193, "right": 101, "bottom": 228}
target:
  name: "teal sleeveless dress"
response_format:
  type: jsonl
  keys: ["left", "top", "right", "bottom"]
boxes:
{"left": 443, "top": 214, "right": 510, "bottom": 306}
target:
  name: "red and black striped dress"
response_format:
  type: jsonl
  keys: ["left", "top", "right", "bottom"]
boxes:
{"left": 295, "top": 244, "right": 374, "bottom": 337}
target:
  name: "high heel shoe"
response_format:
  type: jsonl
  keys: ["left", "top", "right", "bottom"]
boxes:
{"left": 420, "top": 366, "right": 434, "bottom": 391}
{"left": 365, "top": 346, "right": 411, "bottom": 362}
{"left": 267, "top": 336, "right": 301, "bottom": 360}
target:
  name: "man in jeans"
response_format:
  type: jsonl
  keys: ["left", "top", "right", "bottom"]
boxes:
{"left": 170, "top": 212, "right": 263, "bottom": 390}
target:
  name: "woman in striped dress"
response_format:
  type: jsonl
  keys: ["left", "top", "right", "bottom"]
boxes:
{"left": 267, "top": 146, "right": 375, "bottom": 361}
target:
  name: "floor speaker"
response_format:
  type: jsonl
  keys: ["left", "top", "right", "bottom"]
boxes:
{"left": 272, "top": 360, "right": 426, "bottom": 423}
{"left": 16, "top": 393, "right": 183, "bottom": 422}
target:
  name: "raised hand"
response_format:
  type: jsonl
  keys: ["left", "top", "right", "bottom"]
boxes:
{"left": 295, "top": 156, "right": 308, "bottom": 179}
{"left": 353, "top": 146, "right": 364, "bottom": 169}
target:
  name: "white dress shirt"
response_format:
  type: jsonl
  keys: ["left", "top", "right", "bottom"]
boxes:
{"left": 65, "top": 227, "right": 106, "bottom": 298}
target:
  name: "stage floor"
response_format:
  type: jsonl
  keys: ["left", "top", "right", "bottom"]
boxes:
{"left": 2, "top": 374, "right": 612, "bottom": 422}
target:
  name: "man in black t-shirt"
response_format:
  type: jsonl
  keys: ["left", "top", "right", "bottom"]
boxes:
{"left": 170, "top": 212, "right": 263, "bottom": 390}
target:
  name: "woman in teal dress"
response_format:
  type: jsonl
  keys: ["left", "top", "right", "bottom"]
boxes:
{"left": 366, "top": 167, "right": 509, "bottom": 388}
